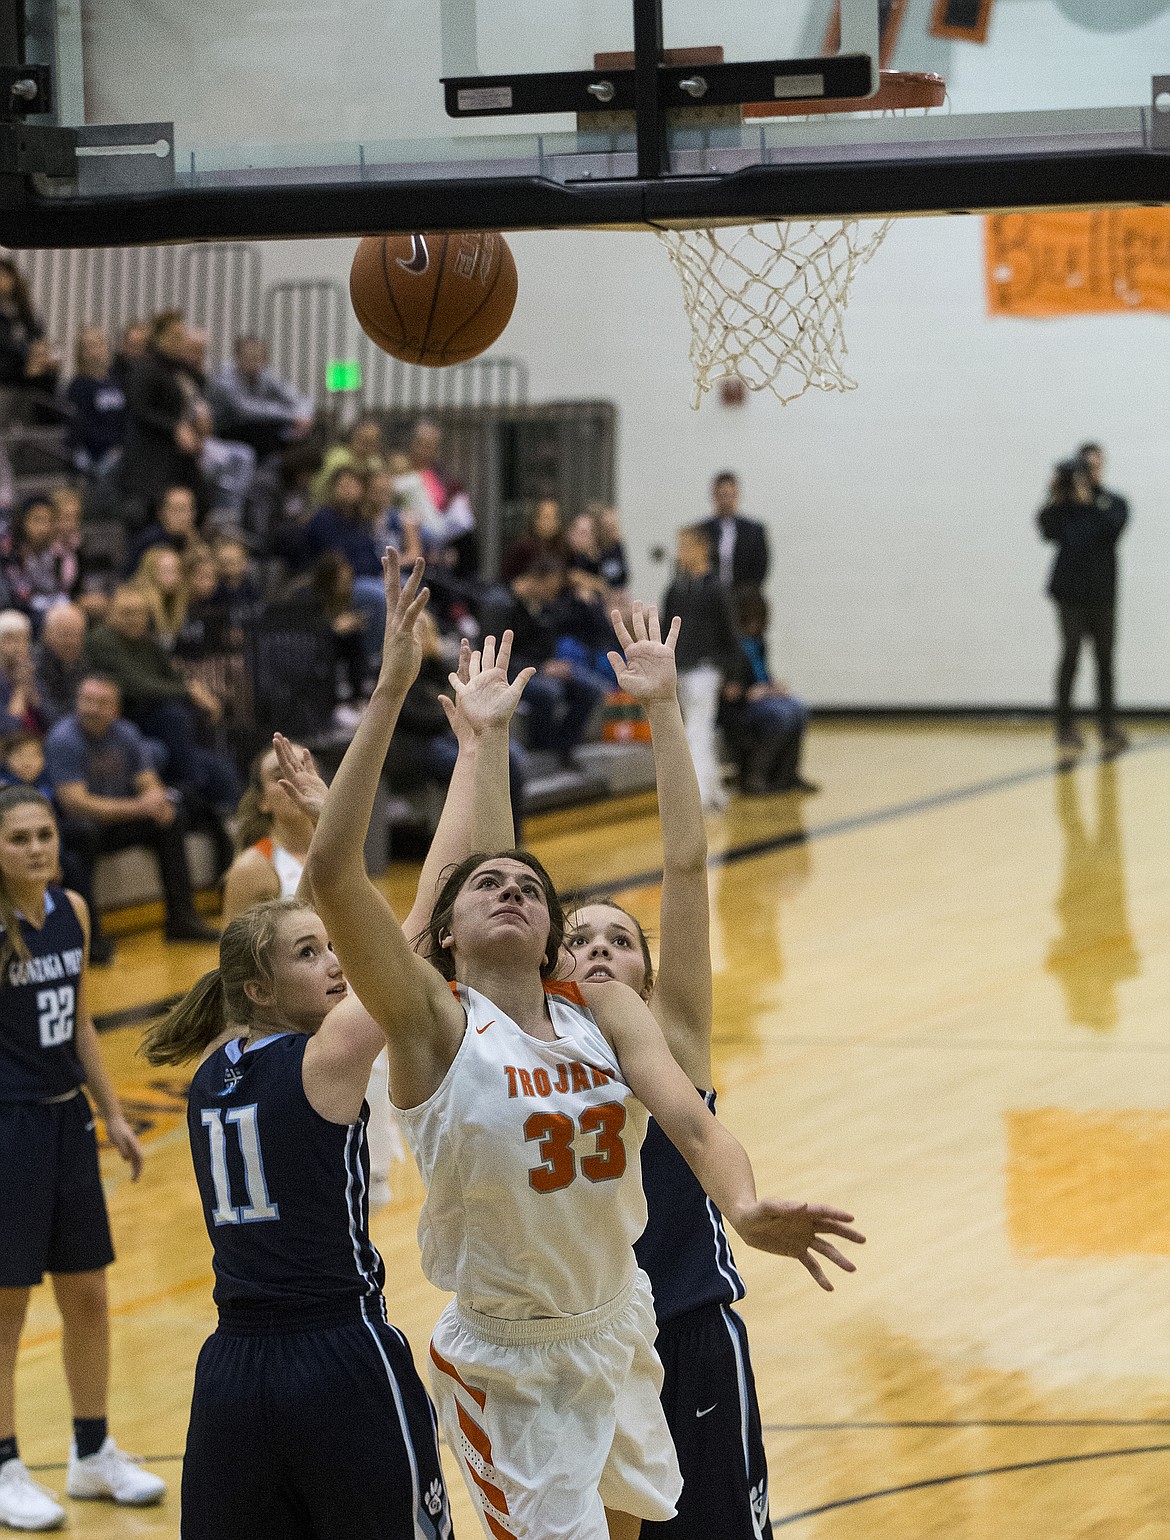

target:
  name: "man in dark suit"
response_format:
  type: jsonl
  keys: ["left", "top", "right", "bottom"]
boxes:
{"left": 700, "top": 471, "right": 769, "bottom": 591}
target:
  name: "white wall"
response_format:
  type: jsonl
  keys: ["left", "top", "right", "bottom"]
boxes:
{"left": 258, "top": 220, "right": 1169, "bottom": 708}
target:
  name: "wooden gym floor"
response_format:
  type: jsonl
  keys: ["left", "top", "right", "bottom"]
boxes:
{"left": 16, "top": 719, "right": 1170, "bottom": 1538}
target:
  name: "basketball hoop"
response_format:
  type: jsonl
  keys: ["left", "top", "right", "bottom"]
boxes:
{"left": 661, "top": 70, "right": 945, "bottom": 408}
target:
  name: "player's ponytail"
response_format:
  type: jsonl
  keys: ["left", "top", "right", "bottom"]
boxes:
{"left": 141, "top": 898, "right": 313, "bottom": 1064}
{"left": 142, "top": 969, "right": 226, "bottom": 1065}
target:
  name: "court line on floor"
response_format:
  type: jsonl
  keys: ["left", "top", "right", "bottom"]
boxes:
{"left": 765, "top": 1417, "right": 1170, "bottom": 1429}
{"left": 93, "top": 739, "right": 1170, "bottom": 1034}
{"left": 769, "top": 1441, "right": 1170, "bottom": 1527}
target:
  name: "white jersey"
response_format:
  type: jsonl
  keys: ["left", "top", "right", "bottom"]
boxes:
{"left": 252, "top": 837, "right": 303, "bottom": 899}
{"left": 397, "top": 980, "right": 649, "bottom": 1320}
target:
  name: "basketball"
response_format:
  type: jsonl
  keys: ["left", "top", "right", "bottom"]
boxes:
{"left": 349, "top": 231, "right": 518, "bottom": 368}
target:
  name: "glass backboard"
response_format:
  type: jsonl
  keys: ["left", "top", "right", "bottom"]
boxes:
{"left": 2, "top": 0, "right": 1169, "bottom": 245}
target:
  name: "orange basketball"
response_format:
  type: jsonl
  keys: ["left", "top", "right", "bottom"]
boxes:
{"left": 349, "top": 231, "right": 518, "bottom": 367}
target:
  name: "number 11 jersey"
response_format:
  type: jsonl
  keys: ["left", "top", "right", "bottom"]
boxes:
{"left": 397, "top": 980, "right": 650, "bottom": 1321}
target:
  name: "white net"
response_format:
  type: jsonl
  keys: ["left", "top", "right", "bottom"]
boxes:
{"left": 657, "top": 219, "right": 893, "bottom": 408}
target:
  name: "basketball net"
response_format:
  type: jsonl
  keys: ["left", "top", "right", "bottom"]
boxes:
{"left": 658, "top": 219, "right": 892, "bottom": 408}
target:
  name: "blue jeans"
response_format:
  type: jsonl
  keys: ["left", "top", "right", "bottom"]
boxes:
{"left": 733, "top": 693, "right": 808, "bottom": 789}
{"left": 351, "top": 576, "right": 388, "bottom": 674}
{"left": 521, "top": 669, "right": 607, "bottom": 757}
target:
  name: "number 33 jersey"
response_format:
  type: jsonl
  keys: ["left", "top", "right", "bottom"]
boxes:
{"left": 398, "top": 980, "right": 650, "bottom": 1320}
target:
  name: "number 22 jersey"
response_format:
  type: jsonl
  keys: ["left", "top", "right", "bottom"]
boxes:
{"left": 0, "top": 886, "right": 86, "bottom": 1102}
{"left": 397, "top": 980, "right": 649, "bottom": 1321}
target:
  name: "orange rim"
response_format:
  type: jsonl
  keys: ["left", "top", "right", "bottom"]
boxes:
{"left": 744, "top": 69, "right": 945, "bottom": 119}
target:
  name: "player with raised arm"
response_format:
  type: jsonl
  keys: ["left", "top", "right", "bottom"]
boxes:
{"left": 301, "top": 550, "right": 865, "bottom": 1540}
{"left": 565, "top": 603, "right": 786, "bottom": 1539}
{"left": 0, "top": 785, "right": 165, "bottom": 1531}
{"left": 142, "top": 634, "right": 524, "bottom": 1540}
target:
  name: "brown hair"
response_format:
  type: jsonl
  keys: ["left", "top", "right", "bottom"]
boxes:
{"left": 0, "top": 788, "right": 59, "bottom": 972}
{"left": 232, "top": 746, "right": 292, "bottom": 854}
{"left": 419, "top": 851, "right": 564, "bottom": 981}
{"left": 564, "top": 897, "right": 655, "bottom": 999}
{"left": 141, "top": 898, "right": 311, "bottom": 1065}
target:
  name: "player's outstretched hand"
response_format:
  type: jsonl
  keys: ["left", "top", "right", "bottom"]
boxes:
{"left": 442, "top": 629, "right": 536, "bottom": 741}
{"left": 106, "top": 1115, "right": 144, "bottom": 1181}
{"left": 607, "top": 603, "right": 682, "bottom": 707}
{"left": 731, "top": 1200, "right": 865, "bottom": 1292}
{"left": 272, "top": 733, "right": 330, "bottom": 823}
{"left": 377, "top": 548, "right": 429, "bottom": 699}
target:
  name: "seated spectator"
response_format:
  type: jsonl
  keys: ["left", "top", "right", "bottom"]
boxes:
{"left": 480, "top": 555, "right": 606, "bottom": 763}
{"left": 662, "top": 524, "right": 741, "bottom": 813}
{"left": 212, "top": 535, "right": 262, "bottom": 627}
{"left": 720, "top": 589, "right": 817, "bottom": 796}
{"left": 1, "top": 494, "right": 79, "bottom": 625}
{"left": 209, "top": 335, "right": 314, "bottom": 460}
{"left": 50, "top": 485, "right": 84, "bottom": 568}
{"left": 45, "top": 674, "right": 219, "bottom": 961}
{"left": 120, "top": 309, "right": 208, "bottom": 523}
{"left": 550, "top": 567, "right": 619, "bottom": 690}
{"left": 188, "top": 398, "right": 256, "bottom": 527}
{"left": 384, "top": 611, "right": 529, "bottom": 839}
{"left": 173, "top": 549, "right": 232, "bottom": 661}
{"left": 0, "top": 610, "right": 44, "bottom": 736}
{"left": 364, "top": 467, "right": 424, "bottom": 563}
{"left": 0, "top": 731, "right": 54, "bottom": 798}
{"left": 501, "top": 497, "right": 567, "bottom": 582}
{"left": 594, "top": 502, "right": 630, "bottom": 593}
{"left": 406, "top": 419, "right": 477, "bottom": 579}
{"left": 277, "top": 552, "right": 367, "bottom": 706}
{"left": 110, "top": 320, "right": 148, "bottom": 395}
{"left": 0, "top": 257, "right": 60, "bottom": 400}
{"left": 564, "top": 510, "right": 604, "bottom": 582}
{"left": 33, "top": 600, "right": 88, "bottom": 729}
{"left": 297, "top": 466, "right": 386, "bottom": 672}
{"left": 65, "top": 326, "right": 126, "bottom": 477}
{"left": 309, "top": 416, "right": 386, "bottom": 507}
{"left": 84, "top": 584, "right": 240, "bottom": 812}
{"left": 132, "top": 546, "right": 187, "bottom": 649}
{"left": 125, "top": 484, "right": 203, "bottom": 573}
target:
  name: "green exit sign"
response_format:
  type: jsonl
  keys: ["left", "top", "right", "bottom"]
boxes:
{"left": 325, "top": 359, "right": 362, "bottom": 392}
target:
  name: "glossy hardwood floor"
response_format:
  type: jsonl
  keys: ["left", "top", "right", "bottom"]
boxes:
{"left": 17, "top": 721, "right": 1170, "bottom": 1538}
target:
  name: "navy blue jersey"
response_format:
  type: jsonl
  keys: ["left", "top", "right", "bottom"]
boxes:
{"left": 0, "top": 886, "right": 86, "bottom": 1103}
{"left": 635, "top": 1091, "right": 745, "bottom": 1325}
{"left": 187, "top": 1032, "right": 385, "bottom": 1315}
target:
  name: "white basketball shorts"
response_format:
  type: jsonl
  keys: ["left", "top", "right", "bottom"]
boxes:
{"left": 428, "top": 1269, "right": 681, "bottom": 1540}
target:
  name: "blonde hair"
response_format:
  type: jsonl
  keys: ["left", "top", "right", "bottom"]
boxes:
{"left": 133, "top": 548, "right": 188, "bottom": 642}
{"left": 141, "top": 898, "right": 312, "bottom": 1065}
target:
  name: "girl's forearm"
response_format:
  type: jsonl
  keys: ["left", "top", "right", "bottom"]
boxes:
{"left": 646, "top": 698, "right": 707, "bottom": 870}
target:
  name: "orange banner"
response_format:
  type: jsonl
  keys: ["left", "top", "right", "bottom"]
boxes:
{"left": 985, "top": 209, "right": 1170, "bottom": 317}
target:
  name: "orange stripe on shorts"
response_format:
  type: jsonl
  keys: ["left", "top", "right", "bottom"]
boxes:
{"left": 456, "top": 1400, "right": 494, "bottom": 1464}
{"left": 429, "top": 1341, "right": 487, "bottom": 1410}
{"left": 464, "top": 1457, "right": 510, "bottom": 1516}
{"left": 484, "top": 1513, "right": 513, "bottom": 1540}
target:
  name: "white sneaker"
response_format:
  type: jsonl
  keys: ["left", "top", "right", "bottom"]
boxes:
{"left": 66, "top": 1437, "right": 166, "bottom": 1506}
{"left": 0, "top": 1459, "right": 66, "bottom": 1530}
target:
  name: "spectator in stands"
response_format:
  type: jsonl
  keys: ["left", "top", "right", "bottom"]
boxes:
{"left": 33, "top": 600, "right": 88, "bottom": 729}
{"left": 0, "top": 731, "right": 54, "bottom": 797}
{"left": 277, "top": 552, "right": 367, "bottom": 709}
{"left": 551, "top": 567, "right": 618, "bottom": 690}
{"left": 564, "top": 510, "right": 604, "bottom": 583}
{"left": 120, "top": 309, "right": 207, "bottom": 522}
{"left": 364, "top": 468, "right": 424, "bottom": 563}
{"left": 65, "top": 326, "right": 127, "bottom": 477}
{"left": 84, "top": 585, "right": 240, "bottom": 810}
{"left": 501, "top": 497, "right": 566, "bottom": 582}
{"left": 46, "top": 674, "right": 219, "bottom": 961}
{"left": 385, "top": 610, "right": 530, "bottom": 839}
{"left": 110, "top": 320, "right": 148, "bottom": 394}
{"left": 210, "top": 335, "right": 314, "bottom": 460}
{"left": 594, "top": 502, "right": 630, "bottom": 593}
{"left": 212, "top": 535, "right": 262, "bottom": 627}
{"left": 173, "top": 549, "right": 231, "bottom": 662}
{"left": 481, "top": 554, "right": 606, "bottom": 763}
{"left": 0, "top": 494, "right": 79, "bottom": 625}
{"left": 719, "top": 588, "right": 816, "bottom": 796}
{"left": 700, "top": 470, "right": 770, "bottom": 592}
{"left": 0, "top": 257, "right": 59, "bottom": 398}
{"left": 126, "top": 484, "right": 203, "bottom": 572}
{"left": 132, "top": 546, "right": 187, "bottom": 650}
{"left": 180, "top": 330, "right": 257, "bottom": 523}
{"left": 662, "top": 524, "right": 741, "bottom": 813}
{"left": 310, "top": 416, "right": 386, "bottom": 507}
{"left": 298, "top": 466, "right": 386, "bottom": 673}
{"left": 407, "top": 419, "right": 478, "bottom": 578}
{"left": 0, "top": 610, "right": 44, "bottom": 736}
{"left": 50, "top": 485, "right": 83, "bottom": 567}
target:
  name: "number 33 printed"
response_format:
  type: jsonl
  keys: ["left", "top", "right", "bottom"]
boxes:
{"left": 524, "top": 1102, "right": 627, "bottom": 1193}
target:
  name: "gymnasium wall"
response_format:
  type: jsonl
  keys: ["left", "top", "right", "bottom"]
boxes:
{"left": 78, "top": 0, "right": 1170, "bottom": 708}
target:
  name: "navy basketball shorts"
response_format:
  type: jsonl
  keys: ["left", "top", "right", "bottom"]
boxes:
{"left": 0, "top": 1092, "right": 115, "bottom": 1287}
{"left": 642, "top": 1302, "right": 773, "bottom": 1540}
{"left": 182, "top": 1299, "right": 453, "bottom": 1540}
